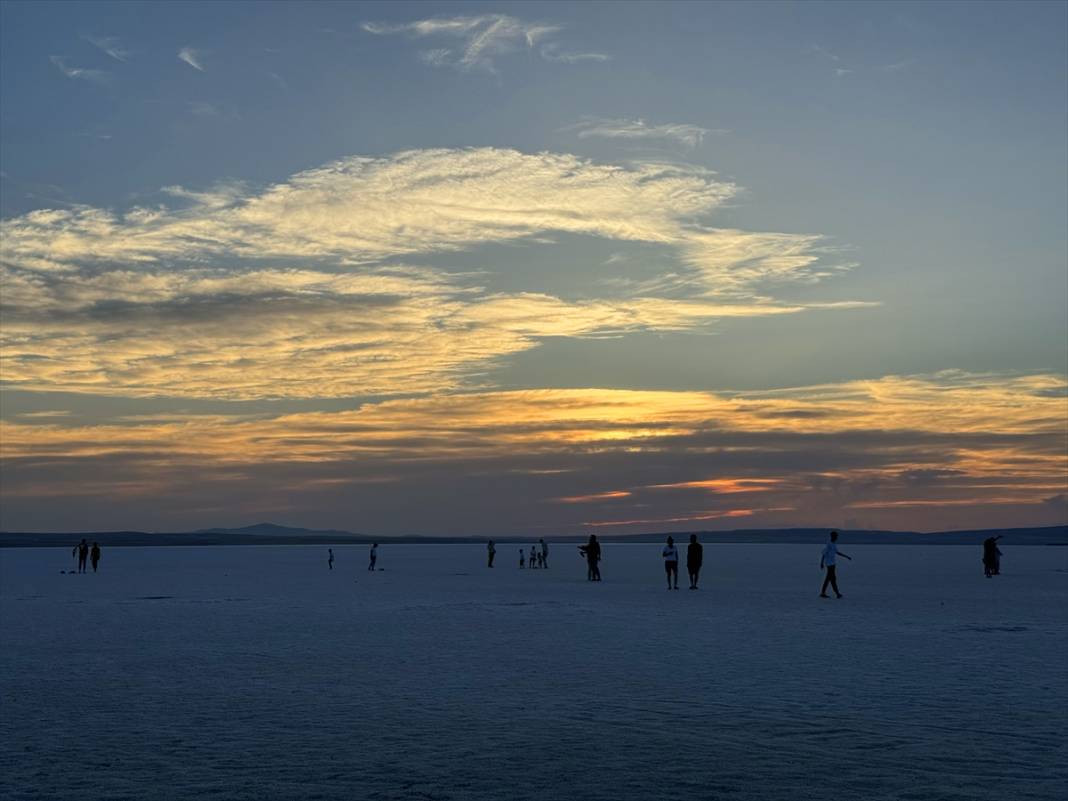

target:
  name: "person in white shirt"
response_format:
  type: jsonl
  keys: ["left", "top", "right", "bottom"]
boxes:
{"left": 819, "top": 531, "right": 852, "bottom": 598}
{"left": 662, "top": 536, "right": 680, "bottom": 590}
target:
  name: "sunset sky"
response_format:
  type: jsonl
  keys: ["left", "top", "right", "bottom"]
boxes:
{"left": 1, "top": 0, "right": 1065, "bottom": 535}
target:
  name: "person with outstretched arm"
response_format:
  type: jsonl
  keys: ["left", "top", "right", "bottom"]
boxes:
{"left": 686, "top": 534, "right": 703, "bottom": 589}
{"left": 579, "top": 534, "right": 601, "bottom": 581}
{"left": 662, "top": 536, "right": 680, "bottom": 590}
{"left": 819, "top": 531, "right": 851, "bottom": 598}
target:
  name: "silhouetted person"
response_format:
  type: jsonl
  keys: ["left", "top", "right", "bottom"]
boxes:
{"left": 579, "top": 535, "right": 601, "bottom": 581}
{"left": 519, "top": 548, "right": 525, "bottom": 568}
{"left": 536, "top": 550, "right": 544, "bottom": 569}
{"left": 368, "top": 543, "right": 378, "bottom": 572}
{"left": 487, "top": 540, "right": 496, "bottom": 568}
{"left": 539, "top": 538, "right": 549, "bottom": 569}
{"left": 530, "top": 545, "right": 538, "bottom": 568}
{"left": 328, "top": 548, "right": 334, "bottom": 570}
{"left": 662, "top": 536, "right": 679, "bottom": 590}
{"left": 73, "top": 539, "right": 89, "bottom": 574}
{"left": 982, "top": 535, "right": 1002, "bottom": 577}
{"left": 686, "top": 534, "right": 703, "bottom": 589}
{"left": 90, "top": 542, "right": 101, "bottom": 573}
{"left": 820, "top": 531, "right": 851, "bottom": 598}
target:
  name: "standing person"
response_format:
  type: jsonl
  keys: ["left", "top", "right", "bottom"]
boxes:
{"left": 536, "top": 549, "right": 544, "bottom": 569}
{"left": 539, "top": 538, "right": 549, "bottom": 569}
{"left": 328, "top": 548, "right": 334, "bottom": 570}
{"left": 686, "top": 534, "right": 703, "bottom": 590}
{"left": 89, "top": 542, "right": 101, "bottom": 573}
{"left": 993, "top": 535, "right": 1004, "bottom": 575}
{"left": 519, "top": 548, "right": 525, "bottom": 569}
{"left": 368, "top": 543, "right": 378, "bottom": 572}
{"left": 579, "top": 535, "right": 601, "bottom": 581}
{"left": 487, "top": 540, "right": 496, "bottom": 568}
{"left": 530, "top": 546, "right": 539, "bottom": 569}
{"left": 662, "top": 536, "right": 680, "bottom": 590}
{"left": 819, "top": 531, "right": 852, "bottom": 598}
{"left": 982, "top": 536, "right": 1000, "bottom": 578}
{"left": 72, "top": 539, "right": 89, "bottom": 574}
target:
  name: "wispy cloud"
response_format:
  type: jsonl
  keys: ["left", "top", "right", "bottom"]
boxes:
{"left": 49, "top": 56, "right": 109, "bottom": 84}
{"left": 569, "top": 116, "right": 722, "bottom": 148}
{"left": 362, "top": 14, "right": 604, "bottom": 73}
{"left": 83, "top": 34, "right": 130, "bottom": 62}
{"left": 880, "top": 60, "right": 913, "bottom": 73}
{"left": 3, "top": 373, "right": 1063, "bottom": 532}
{"left": 539, "top": 42, "right": 610, "bottom": 64}
{"left": 806, "top": 44, "right": 841, "bottom": 63}
{"left": 178, "top": 47, "right": 205, "bottom": 72}
{"left": 0, "top": 147, "right": 865, "bottom": 400}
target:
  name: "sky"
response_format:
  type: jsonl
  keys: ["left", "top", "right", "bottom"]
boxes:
{"left": 1, "top": 0, "right": 1066, "bottom": 535}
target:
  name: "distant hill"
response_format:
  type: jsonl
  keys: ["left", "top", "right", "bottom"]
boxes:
{"left": 195, "top": 522, "right": 360, "bottom": 538}
{"left": 0, "top": 524, "right": 1064, "bottom": 548}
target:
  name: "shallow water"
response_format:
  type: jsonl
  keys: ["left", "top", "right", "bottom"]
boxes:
{"left": 2, "top": 543, "right": 1066, "bottom": 800}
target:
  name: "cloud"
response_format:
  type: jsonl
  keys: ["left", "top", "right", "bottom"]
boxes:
{"left": 362, "top": 14, "right": 603, "bottom": 72}
{"left": 806, "top": 44, "right": 841, "bottom": 63}
{"left": 569, "top": 117, "right": 721, "bottom": 149}
{"left": 83, "top": 35, "right": 130, "bottom": 62}
{"left": 178, "top": 47, "right": 205, "bottom": 72}
{"left": 49, "top": 56, "right": 109, "bottom": 84}
{"left": 880, "top": 60, "right": 913, "bottom": 73}
{"left": 3, "top": 373, "right": 1064, "bottom": 533}
{"left": 539, "top": 43, "right": 610, "bottom": 64}
{"left": 0, "top": 147, "right": 865, "bottom": 399}
{"left": 187, "top": 101, "right": 219, "bottom": 116}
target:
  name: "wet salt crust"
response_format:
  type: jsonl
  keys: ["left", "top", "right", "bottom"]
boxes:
{"left": 2, "top": 543, "right": 1066, "bottom": 801}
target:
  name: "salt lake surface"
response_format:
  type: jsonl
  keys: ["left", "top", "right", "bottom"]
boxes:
{"left": 2, "top": 543, "right": 1066, "bottom": 801}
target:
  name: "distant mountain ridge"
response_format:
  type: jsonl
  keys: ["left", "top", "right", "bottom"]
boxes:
{"left": 1, "top": 524, "right": 1065, "bottom": 548}
{"left": 194, "top": 522, "right": 360, "bottom": 537}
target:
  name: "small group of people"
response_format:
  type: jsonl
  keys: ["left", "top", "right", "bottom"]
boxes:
{"left": 661, "top": 534, "right": 704, "bottom": 590}
{"left": 71, "top": 539, "right": 101, "bottom": 573}
{"left": 519, "top": 539, "right": 549, "bottom": 569}
{"left": 327, "top": 544, "right": 379, "bottom": 571}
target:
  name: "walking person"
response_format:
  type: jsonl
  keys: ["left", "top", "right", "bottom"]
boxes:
{"left": 539, "top": 538, "right": 549, "bottom": 569}
{"left": 579, "top": 534, "right": 601, "bottom": 581}
{"left": 328, "top": 548, "right": 334, "bottom": 570}
{"left": 662, "top": 536, "right": 680, "bottom": 590}
{"left": 90, "top": 542, "right": 101, "bottom": 573}
{"left": 72, "top": 539, "right": 89, "bottom": 574}
{"left": 487, "top": 540, "right": 496, "bottom": 568}
{"left": 368, "top": 543, "right": 378, "bottom": 572}
{"left": 686, "top": 534, "right": 703, "bottom": 589}
{"left": 819, "top": 531, "right": 852, "bottom": 598}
